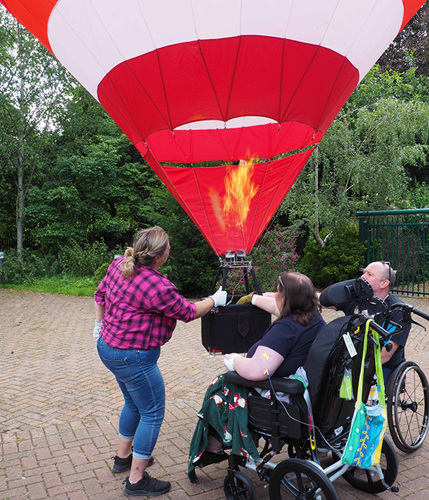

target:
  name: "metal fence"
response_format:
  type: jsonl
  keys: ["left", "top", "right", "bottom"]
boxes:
{"left": 357, "top": 209, "right": 429, "bottom": 296}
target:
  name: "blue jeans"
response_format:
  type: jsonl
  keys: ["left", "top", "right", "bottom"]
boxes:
{"left": 97, "top": 337, "right": 165, "bottom": 460}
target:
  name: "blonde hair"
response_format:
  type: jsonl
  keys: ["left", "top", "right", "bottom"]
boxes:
{"left": 122, "top": 226, "right": 169, "bottom": 278}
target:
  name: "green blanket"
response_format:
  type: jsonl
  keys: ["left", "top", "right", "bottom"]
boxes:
{"left": 187, "top": 373, "right": 261, "bottom": 483}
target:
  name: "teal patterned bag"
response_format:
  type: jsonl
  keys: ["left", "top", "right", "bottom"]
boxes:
{"left": 341, "top": 321, "right": 387, "bottom": 468}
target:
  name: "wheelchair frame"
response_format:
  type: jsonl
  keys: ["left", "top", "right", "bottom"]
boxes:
{"left": 319, "top": 279, "right": 429, "bottom": 455}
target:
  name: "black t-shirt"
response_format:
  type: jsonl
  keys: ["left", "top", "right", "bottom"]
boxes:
{"left": 333, "top": 294, "right": 410, "bottom": 368}
{"left": 246, "top": 309, "right": 326, "bottom": 377}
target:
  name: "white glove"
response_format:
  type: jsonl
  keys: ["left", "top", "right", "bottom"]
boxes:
{"left": 224, "top": 353, "right": 241, "bottom": 371}
{"left": 209, "top": 286, "right": 227, "bottom": 308}
{"left": 93, "top": 320, "right": 102, "bottom": 340}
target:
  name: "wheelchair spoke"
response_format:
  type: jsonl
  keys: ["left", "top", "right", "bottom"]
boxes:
{"left": 388, "top": 362, "right": 429, "bottom": 453}
{"left": 269, "top": 459, "right": 339, "bottom": 499}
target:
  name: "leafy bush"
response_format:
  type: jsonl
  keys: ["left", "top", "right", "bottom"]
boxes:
{"left": 58, "top": 239, "right": 121, "bottom": 277}
{"left": 0, "top": 248, "right": 62, "bottom": 284}
{"left": 93, "top": 262, "right": 110, "bottom": 286}
{"left": 252, "top": 227, "right": 300, "bottom": 292}
{"left": 298, "top": 224, "right": 365, "bottom": 289}
{"left": 216, "top": 227, "right": 300, "bottom": 294}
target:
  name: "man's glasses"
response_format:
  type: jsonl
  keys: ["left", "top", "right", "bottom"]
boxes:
{"left": 382, "top": 261, "right": 392, "bottom": 285}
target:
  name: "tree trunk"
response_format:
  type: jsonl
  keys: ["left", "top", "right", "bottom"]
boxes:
{"left": 16, "top": 153, "right": 25, "bottom": 259}
{"left": 16, "top": 23, "right": 26, "bottom": 260}
{"left": 314, "top": 147, "right": 331, "bottom": 248}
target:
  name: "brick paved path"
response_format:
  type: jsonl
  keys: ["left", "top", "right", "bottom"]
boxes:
{"left": 1, "top": 289, "right": 429, "bottom": 499}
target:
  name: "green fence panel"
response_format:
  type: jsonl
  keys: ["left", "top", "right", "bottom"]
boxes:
{"left": 357, "top": 209, "right": 429, "bottom": 296}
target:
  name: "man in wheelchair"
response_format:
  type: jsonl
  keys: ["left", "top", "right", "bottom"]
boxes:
{"left": 318, "top": 261, "right": 411, "bottom": 381}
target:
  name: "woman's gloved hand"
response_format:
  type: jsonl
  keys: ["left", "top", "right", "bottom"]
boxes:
{"left": 209, "top": 286, "right": 227, "bottom": 307}
{"left": 93, "top": 320, "right": 103, "bottom": 340}
{"left": 236, "top": 291, "right": 255, "bottom": 305}
{"left": 224, "top": 353, "right": 241, "bottom": 371}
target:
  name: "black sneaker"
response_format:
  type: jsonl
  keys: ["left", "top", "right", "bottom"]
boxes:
{"left": 112, "top": 454, "right": 154, "bottom": 473}
{"left": 123, "top": 473, "right": 171, "bottom": 497}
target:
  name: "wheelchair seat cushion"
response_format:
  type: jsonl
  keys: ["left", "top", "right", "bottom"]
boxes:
{"left": 319, "top": 278, "right": 373, "bottom": 308}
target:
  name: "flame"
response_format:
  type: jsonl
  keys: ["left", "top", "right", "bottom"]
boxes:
{"left": 208, "top": 185, "right": 226, "bottom": 232}
{"left": 208, "top": 159, "right": 259, "bottom": 232}
{"left": 224, "top": 159, "right": 258, "bottom": 227}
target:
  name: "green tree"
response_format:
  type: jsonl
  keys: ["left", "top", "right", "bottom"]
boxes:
{"left": 147, "top": 186, "right": 218, "bottom": 296}
{"left": 280, "top": 67, "right": 429, "bottom": 245}
{"left": 25, "top": 127, "right": 160, "bottom": 252}
{"left": 0, "top": 8, "right": 75, "bottom": 256}
{"left": 377, "top": 3, "right": 429, "bottom": 77}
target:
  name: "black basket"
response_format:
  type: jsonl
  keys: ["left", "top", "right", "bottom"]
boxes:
{"left": 201, "top": 295, "right": 271, "bottom": 354}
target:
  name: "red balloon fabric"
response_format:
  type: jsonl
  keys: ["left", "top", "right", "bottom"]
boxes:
{"left": 1, "top": 0, "right": 426, "bottom": 254}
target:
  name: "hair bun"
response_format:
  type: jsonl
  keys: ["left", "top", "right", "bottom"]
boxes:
{"left": 124, "top": 247, "right": 134, "bottom": 258}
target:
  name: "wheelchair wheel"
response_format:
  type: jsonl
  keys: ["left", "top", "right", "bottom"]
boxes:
{"left": 342, "top": 437, "right": 398, "bottom": 493}
{"left": 387, "top": 361, "right": 429, "bottom": 453}
{"left": 224, "top": 470, "right": 255, "bottom": 500}
{"left": 269, "top": 458, "right": 339, "bottom": 499}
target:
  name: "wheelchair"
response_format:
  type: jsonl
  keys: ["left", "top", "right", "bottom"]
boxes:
{"left": 220, "top": 300, "right": 429, "bottom": 499}
{"left": 222, "top": 313, "right": 399, "bottom": 499}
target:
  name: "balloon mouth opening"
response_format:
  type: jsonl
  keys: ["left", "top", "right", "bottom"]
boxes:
{"left": 174, "top": 116, "right": 278, "bottom": 131}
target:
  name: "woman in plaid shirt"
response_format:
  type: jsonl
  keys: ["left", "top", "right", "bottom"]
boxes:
{"left": 94, "top": 226, "right": 226, "bottom": 496}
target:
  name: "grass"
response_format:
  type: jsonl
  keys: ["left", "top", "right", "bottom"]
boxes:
{"left": 0, "top": 275, "right": 97, "bottom": 296}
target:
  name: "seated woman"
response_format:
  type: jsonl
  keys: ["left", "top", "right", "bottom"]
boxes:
{"left": 188, "top": 271, "right": 325, "bottom": 482}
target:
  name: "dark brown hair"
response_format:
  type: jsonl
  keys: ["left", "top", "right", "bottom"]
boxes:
{"left": 277, "top": 271, "right": 318, "bottom": 326}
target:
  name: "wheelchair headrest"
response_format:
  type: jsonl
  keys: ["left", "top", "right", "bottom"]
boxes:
{"left": 319, "top": 277, "right": 373, "bottom": 308}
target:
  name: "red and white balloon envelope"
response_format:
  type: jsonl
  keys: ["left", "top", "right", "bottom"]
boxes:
{"left": 1, "top": 0, "right": 425, "bottom": 255}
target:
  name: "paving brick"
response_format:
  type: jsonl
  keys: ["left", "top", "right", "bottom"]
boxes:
{"left": 25, "top": 481, "right": 47, "bottom": 500}
{"left": 0, "top": 485, "right": 27, "bottom": 499}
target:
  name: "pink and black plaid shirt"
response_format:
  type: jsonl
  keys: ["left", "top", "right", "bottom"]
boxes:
{"left": 95, "top": 257, "right": 196, "bottom": 350}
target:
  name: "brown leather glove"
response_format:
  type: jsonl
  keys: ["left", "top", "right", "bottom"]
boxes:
{"left": 236, "top": 291, "right": 256, "bottom": 305}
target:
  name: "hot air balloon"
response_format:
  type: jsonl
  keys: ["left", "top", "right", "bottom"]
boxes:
{"left": 1, "top": 0, "right": 426, "bottom": 258}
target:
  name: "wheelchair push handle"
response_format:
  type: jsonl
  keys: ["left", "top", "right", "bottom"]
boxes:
{"left": 391, "top": 302, "right": 429, "bottom": 330}
{"left": 367, "top": 318, "right": 394, "bottom": 341}
{"left": 351, "top": 313, "right": 394, "bottom": 341}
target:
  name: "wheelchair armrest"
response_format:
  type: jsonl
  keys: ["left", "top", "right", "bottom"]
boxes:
{"left": 224, "top": 371, "right": 306, "bottom": 395}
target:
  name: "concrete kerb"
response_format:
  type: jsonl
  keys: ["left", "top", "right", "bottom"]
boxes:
{"left": 1, "top": 289, "right": 429, "bottom": 499}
